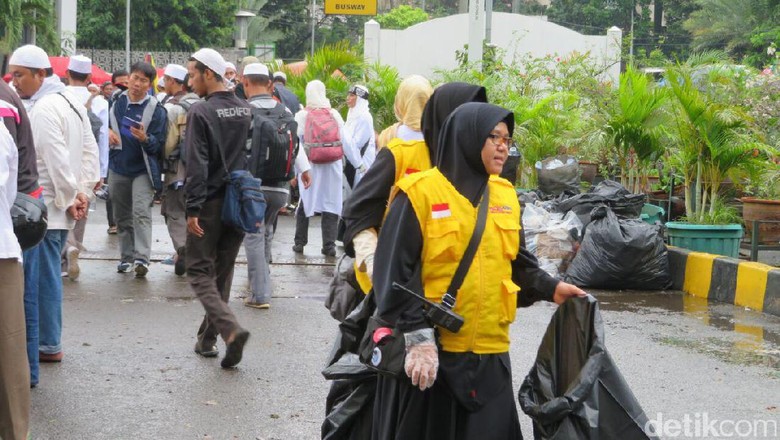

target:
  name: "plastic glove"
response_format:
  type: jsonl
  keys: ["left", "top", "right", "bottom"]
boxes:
{"left": 353, "top": 228, "right": 378, "bottom": 278}
{"left": 404, "top": 328, "right": 439, "bottom": 391}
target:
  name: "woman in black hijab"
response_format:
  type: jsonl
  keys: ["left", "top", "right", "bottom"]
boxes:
{"left": 341, "top": 82, "right": 487, "bottom": 263}
{"left": 370, "top": 103, "right": 586, "bottom": 440}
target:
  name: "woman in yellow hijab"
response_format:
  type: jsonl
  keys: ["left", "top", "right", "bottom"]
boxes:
{"left": 376, "top": 75, "right": 433, "bottom": 149}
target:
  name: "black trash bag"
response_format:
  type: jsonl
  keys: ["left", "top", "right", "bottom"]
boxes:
{"left": 554, "top": 180, "right": 646, "bottom": 226}
{"left": 518, "top": 295, "right": 658, "bottom": 440}
{"left": 536, "top": 155, "right": 581, "bottom": 197}
{"left": 321, "top": 293, "right": 378, "bottom": 440}
{"left": 563, "top": 206, "right": 671, "bottom": 290}
{"left": 326, "top": 254, "right": 362, "bottom": 322}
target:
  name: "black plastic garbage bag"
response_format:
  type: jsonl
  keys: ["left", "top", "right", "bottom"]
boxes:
{"left": 518, "top": 296, "right": 657, "bottom": 440}
{"left": 536, "top": 155, "right": 581, "bottom": 197}
{"left": 564, "top": 206, "right": 670, "bottom": 290}
{"left": 321, "top": 293, "right": 377, "bottom": 440}
{"left": 554, "top": 180, "right": 645, "bottom": 226}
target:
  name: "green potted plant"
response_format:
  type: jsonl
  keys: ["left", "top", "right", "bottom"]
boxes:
{"left": 664, "top": 66, "right": 771, "bottom": 257}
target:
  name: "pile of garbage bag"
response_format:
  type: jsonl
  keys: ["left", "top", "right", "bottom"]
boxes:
{"left": 521, "top": 180, "right": 670, "bottom": 290}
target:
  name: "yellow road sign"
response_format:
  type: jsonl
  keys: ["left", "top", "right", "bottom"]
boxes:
{"left": 324, "top": 0, "right": 377, "bottom": 16}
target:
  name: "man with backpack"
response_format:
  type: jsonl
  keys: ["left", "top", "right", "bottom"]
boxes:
{"left": 242, "top": 63, "right": 311, "bottom": 308}
{"left": 107, "top": 61, "right": 168, "bottom": 277}
{"left": 62, "top": 55, "right": 109, "bottom": 281}
{"left": 161, "top": 64, "right": 200, "bottom": 276}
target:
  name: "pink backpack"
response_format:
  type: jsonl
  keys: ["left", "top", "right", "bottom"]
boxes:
{"left": 303, "top": 107, "right": 344, "bottom": 164}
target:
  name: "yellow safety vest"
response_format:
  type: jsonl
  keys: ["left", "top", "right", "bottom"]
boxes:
{"left": 398, "top": 168, "right": 522, "bottom": 354}
{"left": 355, "top": 137, "right": 433, "bottom": 293}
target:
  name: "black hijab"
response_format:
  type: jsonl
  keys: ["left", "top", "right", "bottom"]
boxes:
{"left": 421, "top": 82, "right": 488, "bottom": 165}
{"left": 436, "top": 102, "right": 514, "bottom": 206}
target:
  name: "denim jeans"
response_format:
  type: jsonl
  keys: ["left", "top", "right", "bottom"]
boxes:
{"left": 244, "top": 189, "right": 288, "bottom": 304}
{"left": 22, "top": 244, "right": 40, "bottom": 385}
{"left": 38, "top": 230, "right": 68, "bottom": 355}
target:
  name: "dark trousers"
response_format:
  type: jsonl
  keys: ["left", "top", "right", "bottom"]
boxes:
{"left": 105, "top": 174, "right": 114, "bottom": 227}
{"left": 186, "top": 197, "right": 245, "bottom": 348}
{"left": 294, "top": 201, "right": 339, "bottom": 252}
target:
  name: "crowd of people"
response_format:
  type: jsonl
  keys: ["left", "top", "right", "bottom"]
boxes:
{"left": 0, "top": 42, "right": 587, "bottom": 439}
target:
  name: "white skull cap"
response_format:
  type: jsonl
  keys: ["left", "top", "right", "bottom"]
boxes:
{"left": 9, "top": 44, "right": 51, "bottom": 69}
{"left": 243, "top": 63, "right": 269, "bottom": 76}
{"left": 163, "top": 64, "right": 187, "bottom": 81}
{"left": 191, "top": 48, "right": 226, "bottom": 77}
{"left": 68, "top": 55, "right": 92, "bottom": 74}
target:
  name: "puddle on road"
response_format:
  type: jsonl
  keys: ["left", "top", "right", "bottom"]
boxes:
{"left": 596, "top": 291, "right": 780, "bottom": 371}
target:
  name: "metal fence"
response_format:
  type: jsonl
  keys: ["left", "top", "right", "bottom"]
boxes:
{"left": 76, "top": 48, "right": 192, "bottom": 73}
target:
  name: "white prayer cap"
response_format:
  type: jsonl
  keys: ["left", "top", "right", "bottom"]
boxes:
{"left": 9, "top": 45, "right": 51, "bottom": 69}
{"left": 225, "top": 62, "right": 237, "bottom": 72}
{"left": 243, "top": 63, "right": 269, "bottom": 76}
{"left": 273, "top": 71, "right": 287, "bottom": 82}
{"left": 191, "top": 48, "right": 226, "bottom": 77}
{"left": 68, "top": 55, "right": 92, "bottom": 74}
{"left": 163, "top": 64, "right": 187, "bottom": 81}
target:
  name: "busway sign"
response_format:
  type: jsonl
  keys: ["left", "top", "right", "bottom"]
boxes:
{"left": 324, "top": 0, "right": 377, "bottom": 16}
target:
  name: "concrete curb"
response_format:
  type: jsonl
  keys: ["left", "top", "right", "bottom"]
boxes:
{"left": 668, "top": 246, "right": 780, "bottom": 317}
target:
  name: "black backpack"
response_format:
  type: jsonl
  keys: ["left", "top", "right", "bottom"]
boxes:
{"left": 247, "top": 101, "right": 298, "bottom": 183}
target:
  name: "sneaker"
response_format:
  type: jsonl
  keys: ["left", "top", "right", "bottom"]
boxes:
{"left": 66, "top": 247, "right": 80, "bottom": 281}
{"left": 245, "top": 300, "right": 270, "bottom": 309}
{"left": 292, "top": 244, "right": 304, "bottom": 253}
{"left": 134, "top": 261, "right": 149, "bottom": 278}
{"left": 174, "top": 247, "right": 186, "bottom": 276}
{"left": 321, "top": 247, "right": 336, "bottom": 257}
{"left": 107, "top": 225, "right": 118, "bottom": 235}
{"left": 117, "top": 262, "right": 132, "bottom": 273}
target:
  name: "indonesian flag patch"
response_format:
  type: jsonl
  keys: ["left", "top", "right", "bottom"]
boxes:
{"left": 431, "top": 203, "right": 451, "bottom": 219}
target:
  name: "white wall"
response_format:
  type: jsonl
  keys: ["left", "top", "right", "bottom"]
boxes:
{"left": 365, "top": 13, "right": 622, "bottom": 85}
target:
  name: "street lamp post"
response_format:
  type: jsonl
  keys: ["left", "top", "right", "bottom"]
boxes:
{"left": 234, "top": 10, "right": 256, "bottom": 51}
{"left": 125, "top": 0, "right": 130, "bottom": 70}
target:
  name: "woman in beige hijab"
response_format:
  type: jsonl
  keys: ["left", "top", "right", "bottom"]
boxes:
{"left": 376, "top": 75, "right": 433, "bottom": 149}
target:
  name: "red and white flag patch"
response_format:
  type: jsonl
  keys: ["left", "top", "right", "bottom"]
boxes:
{"left": 431, "top": 203, "right": 451, "bottom": 219}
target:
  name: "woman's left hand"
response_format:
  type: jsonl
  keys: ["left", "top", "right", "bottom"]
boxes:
{"left": 552, "top": 281, "right": 588, "bottom": 305}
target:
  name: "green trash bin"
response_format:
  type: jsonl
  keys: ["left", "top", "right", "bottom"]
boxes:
{"left": 640, "top": 204, "right": 665, "bottom": 225}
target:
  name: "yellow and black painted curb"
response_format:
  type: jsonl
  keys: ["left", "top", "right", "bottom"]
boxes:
{"left": 668, "top": 247, "right": 780, "bottom": 317}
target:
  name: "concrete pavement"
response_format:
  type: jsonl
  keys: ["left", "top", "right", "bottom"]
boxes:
{"left": 27, "top": 200, "right": 780, "bottom": 439}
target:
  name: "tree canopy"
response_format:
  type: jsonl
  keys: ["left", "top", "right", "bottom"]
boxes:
{"left": 76, "top": 0, "right": 235, "bottom": 51}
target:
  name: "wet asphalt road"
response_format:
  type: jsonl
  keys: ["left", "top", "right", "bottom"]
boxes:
{"left": 28, "top": 200, "right": 780, "bottom": 439}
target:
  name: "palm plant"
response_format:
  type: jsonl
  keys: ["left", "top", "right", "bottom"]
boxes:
{"left": 282, "top": 41, "right": 362, "bottom": 115}
{"left": 361, "top": 62, "right": 401, "bottom": 132}
{"left": 605, "top": 65, "right": 669, "bottom": 193}
{"left": 666, "top": 67, "right": 773, "bottom": 223}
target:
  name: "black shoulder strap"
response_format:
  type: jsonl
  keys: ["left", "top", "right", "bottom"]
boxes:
{"left": 57, "top": 93, "right": 83, "bottom": 122}
{"left": 441, "top": 184, "right": 490, "bottom": 310}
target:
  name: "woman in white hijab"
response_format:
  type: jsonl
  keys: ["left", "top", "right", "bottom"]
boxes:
{"left": 293, "top": 80, "right": 346, "bottom": 257}
{"left": 343, "top": 84, "right": 376, "bottom": 189}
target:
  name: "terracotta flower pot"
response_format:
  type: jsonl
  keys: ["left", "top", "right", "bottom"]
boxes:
{"left": 741, "top": 197, "right": 780, "bottom": 244}
{"left": 578, "top": 161, "right": 598, "bottom": 184}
